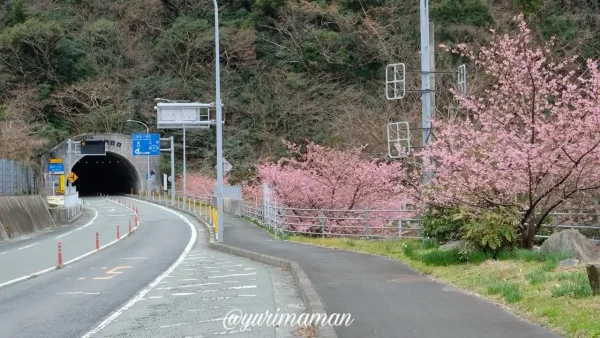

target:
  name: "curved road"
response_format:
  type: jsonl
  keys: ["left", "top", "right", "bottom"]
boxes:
{"left": 0, "top": 197, "right": 194, "bottom": 338}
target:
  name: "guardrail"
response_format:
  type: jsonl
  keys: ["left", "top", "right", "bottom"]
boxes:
{"left": 133, "top": 192, "right": 600, "bottom": 242}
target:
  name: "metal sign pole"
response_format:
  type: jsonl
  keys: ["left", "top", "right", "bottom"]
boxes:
{"left": 171, "top": 136, "right": 175, "bottom": 205}
{"left": 67, "top": 139, "right": 72, "bottom": 193}
{"left": 182, "top": 127, "right": 186, "bottom": 205}
{"left": 214, "top": 0, "right": 224, "bottom": 243}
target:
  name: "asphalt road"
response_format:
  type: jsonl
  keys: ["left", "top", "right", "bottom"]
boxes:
{"left": 0, "top": 197, "right": 193, "bottom": 338}
{"left": 0, "top": 198, "right": 136, "bottom": 286}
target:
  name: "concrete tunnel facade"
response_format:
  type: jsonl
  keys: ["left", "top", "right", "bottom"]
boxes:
{"left": 41, "top": 133, "right": 162, "bottom": 196}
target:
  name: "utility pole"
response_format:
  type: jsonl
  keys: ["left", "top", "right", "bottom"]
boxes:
{"left": 430, "top": 21, "right": 436, "bottom": 124}
{"left": 420, "top": 0, "right": 433, "bottom": 183}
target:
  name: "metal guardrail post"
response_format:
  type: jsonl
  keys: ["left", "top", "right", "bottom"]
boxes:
{"left": 319, "top": 209, "right": 325, "bottom": 238}
{"left": 365, "top": 208, "right": 370, "bottom": 236}
{"left": 398, "top": 219, "right": 403, "bottom": 238}
{"left": 551, "top": 213, "right": 558, "bottom": 233}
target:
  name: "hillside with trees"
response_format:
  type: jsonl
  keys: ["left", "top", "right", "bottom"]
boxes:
{"left": 0, "top": 0, "right": 599, "bottom": 182}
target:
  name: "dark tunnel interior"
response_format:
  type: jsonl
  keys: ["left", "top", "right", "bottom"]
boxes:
{"left": 71, "top": 152, "right": 140, "bottom": 196}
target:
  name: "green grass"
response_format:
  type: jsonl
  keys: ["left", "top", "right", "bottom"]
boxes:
{"left": 279, "top": 234, "right": 600, "bottom": 338}
{"left": 486, "top": 281, "right": 523, "bottom": 303}
{"left": 551, "top": 272, "right": 593, "bottom": 299}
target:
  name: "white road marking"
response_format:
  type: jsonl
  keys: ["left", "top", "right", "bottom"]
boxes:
{"left": 228, "top": 285, "right": 257, "bottom": 290}
{"left": 179, "top": 278, "right": 198, "bottom": 281}
{"left": 244, "top": 268, "right": 255, "bottom": 270}
{"left": 159, "top": 318, "right": 224, "bottom": 329}
{"left": 200, "top": 265, "right": 241, "bottom": 269}
{"left": 17, "top": 243, "right": 39, "bottom": 250}
{"left": 0, "top": 252, "right": 5, "bottom": 255}
{"left": 81, "top": 198, "right": 197, "bottom": 338}
{"left": 148, "top": 296, "right": 163, "bottom": 299}
{"left": 172, "top": 292, "right": 196, "bottom": 296}
{"left": 208, "top": 273, "right": 256, "bottom": 279}
{"left": 0, "top": 204, "right": 132, "bottom": 290}
{"left": 188, "top": 306, "right": 236, "bottom": 312}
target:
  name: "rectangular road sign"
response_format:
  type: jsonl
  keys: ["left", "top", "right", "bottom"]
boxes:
{"left": 80, "top": 140, "right": 107, "bottom": 155}
{"left": 60, "top": 175, "right": 65, "bottom": 191}
{"left": 132, "top": 133, "right": 160, "bottom": 156}
{"left": 50, "top": 158, "right": 62, "bottom": 164}
{"left": 49, "top": 163, "right": 65, "bottom": 174}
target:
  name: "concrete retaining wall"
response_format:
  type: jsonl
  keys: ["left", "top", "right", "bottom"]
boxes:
{"left": 0, "top": 195, "right": 56, "bottom": 241}
{"left": 210, "top": 197, "right": 242, "bottom": 216}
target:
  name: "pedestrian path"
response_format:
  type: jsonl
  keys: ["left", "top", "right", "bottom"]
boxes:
{"left": 222, "top": 214, "right": 561, "bottom": 338}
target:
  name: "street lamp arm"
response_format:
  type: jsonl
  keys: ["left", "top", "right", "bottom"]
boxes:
{"left": 126, "top": 119, "right": 149, "bottom": 133}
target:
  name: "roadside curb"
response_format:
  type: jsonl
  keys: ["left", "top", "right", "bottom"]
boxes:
{"left": 127, "top": 196, "right": 337, "bottom": 338}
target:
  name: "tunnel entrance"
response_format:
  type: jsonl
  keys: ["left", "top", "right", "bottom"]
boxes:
{"left": 71, "top": 152, "right": 140, "bottom": 196}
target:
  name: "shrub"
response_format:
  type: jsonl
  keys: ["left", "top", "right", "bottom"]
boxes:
{"left": 421, "top": 206, "right": 463, "bottom": 244}
{"left": 458, "top": 207, "right": 520, "bottom": 257}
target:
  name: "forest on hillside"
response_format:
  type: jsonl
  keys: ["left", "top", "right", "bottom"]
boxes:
{"left": 0, "top": 0, "right": 599, "bottom": 182}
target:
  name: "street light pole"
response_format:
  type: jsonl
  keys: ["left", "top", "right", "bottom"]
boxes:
{"left": 214, "top": 0, "right": 224, "bottom": 243}
{"left": 127, "top": 120, "right": 150, "bottom": 195}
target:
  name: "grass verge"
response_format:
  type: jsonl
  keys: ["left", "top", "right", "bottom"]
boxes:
{"left": 286, "top": 235, "right": 600, "bottom": 338}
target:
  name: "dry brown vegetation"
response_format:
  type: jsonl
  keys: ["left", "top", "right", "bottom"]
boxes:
{"left": 0, "top": 0, "right": 598, "bottom": 177}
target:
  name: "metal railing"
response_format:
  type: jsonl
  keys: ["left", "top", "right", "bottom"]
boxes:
{"left": 133, "top": 191, "right": 600, "bottom": 242}
{"left": 241, "top": 201, "right": 423, "bottom": 238}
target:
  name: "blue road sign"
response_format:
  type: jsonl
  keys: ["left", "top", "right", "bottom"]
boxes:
{"left": 48, "top": 163, "right": 65, "bottom": 174}
{"left": 50, "top": 176, "right": 56, "bottom": 182}
{"left": 132, "top": 133, "right": 160, "bottom": 156}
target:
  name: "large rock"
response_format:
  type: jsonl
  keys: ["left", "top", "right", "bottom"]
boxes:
{"left": 586, "top": 263, "right": 600, "bottom": 296}
{"left": 439, "top": 240, "right": 465, "bottom": 251}
{"left": 540, "top": 229, "right": 600, "bottom": 262}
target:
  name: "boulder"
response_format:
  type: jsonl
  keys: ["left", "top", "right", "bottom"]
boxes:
{"left": 586, "top": 263, "right": 600, "bottom": 296}
{"left": 558, "top": 258, "right": 580, "bottom": 269}
{"left": 540, "top": 229, "right": 600, "bottom": 262}
{"left": 439, "top": 240, "right": 465, "bottom": 251}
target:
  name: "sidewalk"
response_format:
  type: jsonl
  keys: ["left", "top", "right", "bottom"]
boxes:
{"left": 222, "top": 214, "right": 562, "bottom": 338}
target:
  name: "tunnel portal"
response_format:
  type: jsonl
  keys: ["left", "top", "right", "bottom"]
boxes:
{"left": 71, "top": 152, "right": 140, "bottom": 196}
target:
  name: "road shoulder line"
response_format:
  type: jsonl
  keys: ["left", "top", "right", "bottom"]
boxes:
{"left": 126, "top": 196, "right": 337, "bottom": 338}
{"left": 80, "top": 198, "right": 197, "bottom": 338}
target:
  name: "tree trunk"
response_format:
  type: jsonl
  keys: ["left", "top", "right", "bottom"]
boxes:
{"left": 521, "top": 221, "right": 536, "bottom": 249}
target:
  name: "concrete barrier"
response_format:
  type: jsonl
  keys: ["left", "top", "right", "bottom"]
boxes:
{"left": 0, "top": 195, "right": 56, "bottom": 241}
{"left": 48, "top": 202, "right": 84, "bottom": 224}
{"left": 210, "top": 197, "right": 242, "bottom": 216}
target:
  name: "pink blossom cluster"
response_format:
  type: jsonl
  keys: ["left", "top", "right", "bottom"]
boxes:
{"left": 418, "top": 14, "right": 600, "bottom": 246}
{"left": 246, "top": 140, "right": 413, "bottom": 235}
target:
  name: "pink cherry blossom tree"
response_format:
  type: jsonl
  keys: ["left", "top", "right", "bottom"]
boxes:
{"left": 419, "top": 14, "right": 600, "bottom": 248}
{"left": 176, "top": 173, "right": 228, "bottom": 199}
{"left": 253, "top": 140, "right": 412, "bottom": 235}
